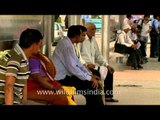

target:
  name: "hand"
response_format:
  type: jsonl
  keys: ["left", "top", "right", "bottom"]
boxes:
{"left": 87, "top": 64, "right": 95, "bottom": 69}
{"left": 98, "top": 80, "right": 103, "bottom": 90}
{"left": 107, "top": 65, "right": 115, "bottom": 74}
{"left": 91, "top": 76, "right": 99, "bottom": 89}
{"left": 52, "top": 80, "right": 62, "bottom": 90}
{"left": 92, "top": 75, "right": 101, "bottom": 81}
{"left": 84, "top": 64, "right": 92, "bottom": 74}
{"left": 131, "top": 44, "right": 137, "bottom": 49}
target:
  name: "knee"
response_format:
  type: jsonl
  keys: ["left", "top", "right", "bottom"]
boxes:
{"left": 58, "top": 95, "right": 69, "bottom": 105}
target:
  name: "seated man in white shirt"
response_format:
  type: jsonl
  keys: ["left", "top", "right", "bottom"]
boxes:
{"left": 79, "top": 22, "right": 118, "bottom": 102}
{"left": 51, "top": 25, "right": 104, "bottom": 106}
{"left": 117, "top": 24, "right": 143, "bottom": 69}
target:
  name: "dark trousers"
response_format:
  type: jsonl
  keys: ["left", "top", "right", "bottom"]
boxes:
{"left": 90, "top": 68, "right": 113, "bottom": 98}
{"left": 59, "top": 75, "right": 104, "bottom": 106}
{"left": 157, "top": 35, "right": 160, "bottom": 59}
{"left": 127, "top": 47, "right": 142, "bottom": 68}
{"left": 150, "top": 36, "right": 158, "bottom": 57}
{"left": 139, "top": 41, "right": 147, "bottom": 57}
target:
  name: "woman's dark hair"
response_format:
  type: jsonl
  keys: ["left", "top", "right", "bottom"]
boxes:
{"left": 19, "top": 28, "right": 43, "bottom": 48}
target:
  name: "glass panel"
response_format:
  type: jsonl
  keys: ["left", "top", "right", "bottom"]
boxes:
{"left": 0, "top": 15, "right": 43, "bottom": 41}
{"left": 54, "top": 23, "right": 58, "bottom": 30}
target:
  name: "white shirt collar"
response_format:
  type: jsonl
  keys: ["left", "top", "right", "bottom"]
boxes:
{"left": 85, "top": 35, "right": 95, "bottom": 41}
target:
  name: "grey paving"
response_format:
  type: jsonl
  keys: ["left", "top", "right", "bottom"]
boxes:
{"left": 107, "top": 43, "right": 160, "bottom": 105}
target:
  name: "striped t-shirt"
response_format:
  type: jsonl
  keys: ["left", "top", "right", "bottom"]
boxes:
{"left": 0, "top": 44, "right": 30, "bottom": 104}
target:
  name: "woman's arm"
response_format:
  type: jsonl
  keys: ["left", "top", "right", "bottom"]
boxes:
{"left": 29, "top": 74, "right": 54, "bottom": 90}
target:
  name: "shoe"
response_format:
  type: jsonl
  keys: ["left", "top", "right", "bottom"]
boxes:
{"left": 131, "top": 66, "right": 139, "bottom": 70}
{"left": 158, "top": 58, "right": 160, "bottom": 62}
{"left": 144, "top": 57, "right": 148, "bottom": 60}
{"left": 143, "top": 57, "right": 148, "bottom": 63}
{"left": 150, "top": 55, "right": 157, "bottom": 58}
{"left": 144, "top": 59, "right": 148, "bottom": 63}
{"left": 126, "top": 62, "right": 131, "bottom": 66}
{"left": 105, "top": 98, "right": 119, "bottom": 102}
{"left": 138, "top": 65, "right": 143, "bottom": 69}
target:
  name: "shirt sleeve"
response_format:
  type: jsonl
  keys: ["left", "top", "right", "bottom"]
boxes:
{"left": 79, "top": 42, "right": 92, "bottom": 64}
{"left": 77, "top": 44, "right": 86, "bottom": 65}
{"left": 29, "top": 58, "right": 41, "bottom": 74}
{"left": 61, "top": 46, "right": 92, "bottom": 81}
{"left": 94, "top": 40, "right": 108, "bottom": 66}
{"left": 118, "top": 33, "right": 133, "bottom": 47}
{"left": 155, "top": 20, "right": 159, "bottom": 34}
{"left": 6, "top": 59, "right": 20, "bottom": 78}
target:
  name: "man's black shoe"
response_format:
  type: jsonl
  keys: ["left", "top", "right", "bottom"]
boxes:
{"left": 138, "top": 65, "right": 143, "bottom": 69}
{"left": 105, "top": 98, "right": 119, "bottom": 102}
{"left": 131, "top": 66, "right": 139, "bottom": 70}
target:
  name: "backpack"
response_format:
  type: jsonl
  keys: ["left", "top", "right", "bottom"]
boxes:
{"left": 150, "top": 19, "right": 158, "bottom": 38}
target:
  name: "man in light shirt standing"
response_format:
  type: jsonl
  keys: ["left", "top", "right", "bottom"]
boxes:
{"left": 123, "top": 14, "right": 133, "bottom": 27}
{"left": 79, "top": 22, "right": 118, "bottom": 102}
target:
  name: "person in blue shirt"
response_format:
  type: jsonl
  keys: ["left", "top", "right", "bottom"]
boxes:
{"left": 51, "top": 25, "right": 104, "bottom": 106}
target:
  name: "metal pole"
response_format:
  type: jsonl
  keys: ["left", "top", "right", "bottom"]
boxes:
{"left": 119, "top": 15, "right": 125, "bottom": 29}
{"left": 102, "top": 15, "right": 110, "bottom": 64}
{"left": 43, "top": 15, "right": 54, "bottom": 58}
{"left": 68, "top": 15, "right": 81, "bottom": 27}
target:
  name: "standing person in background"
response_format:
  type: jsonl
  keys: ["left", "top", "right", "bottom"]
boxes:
{"left": 123, "top": 14, "right": 133, "bottom": 27}
{"left": 123, "top": 14, "right": 133, "bottom": 37}
{"left": 140, "top": 15, "right": 151, "bottom": 61}
{"left": 150, "top": 15, "right": 160, "bottom": 58}
{"left": 64, "top": 15, "right": 68, "bottom": 29}
{"left": 157, "top": 24, "right": 160, "bottom": 61}
{"left": 0, "top": 29, "right": 43, "bottom": 105}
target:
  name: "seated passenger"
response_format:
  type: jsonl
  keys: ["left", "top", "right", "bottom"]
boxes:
{"left": 79, "top": 23, "right": 118, "bottom": 102}
{"left": 117, "top": 24, "right": 143, "bottom": 70}
{"left": 27, "top": 52, "right": 76, "bottom": 105}
{"left": 0, "top": 29, "right": 43, "bottom": 105}
{"left": 51, "top": 25, "right": 104, "bottom": 106}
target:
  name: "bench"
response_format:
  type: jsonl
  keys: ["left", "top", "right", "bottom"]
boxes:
{"left": 25, "top": 94, "right": 86, "bottom": 105}
{"left": 114, "top": 52, "right": 129, "bottom": 63}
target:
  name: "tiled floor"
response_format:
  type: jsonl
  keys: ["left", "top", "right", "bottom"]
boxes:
{"left": 107, "top": 44, "right": 160, "bottom": 105}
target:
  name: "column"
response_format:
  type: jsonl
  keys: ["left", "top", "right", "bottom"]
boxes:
{"left": 101, "top": 15, "right": 110, "bottom": 64}
{"left": 42, "top": 15, "right": 54, "bottom": 58}
{"left": 68, "top": 15, "right": 81, "bottom": 27}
